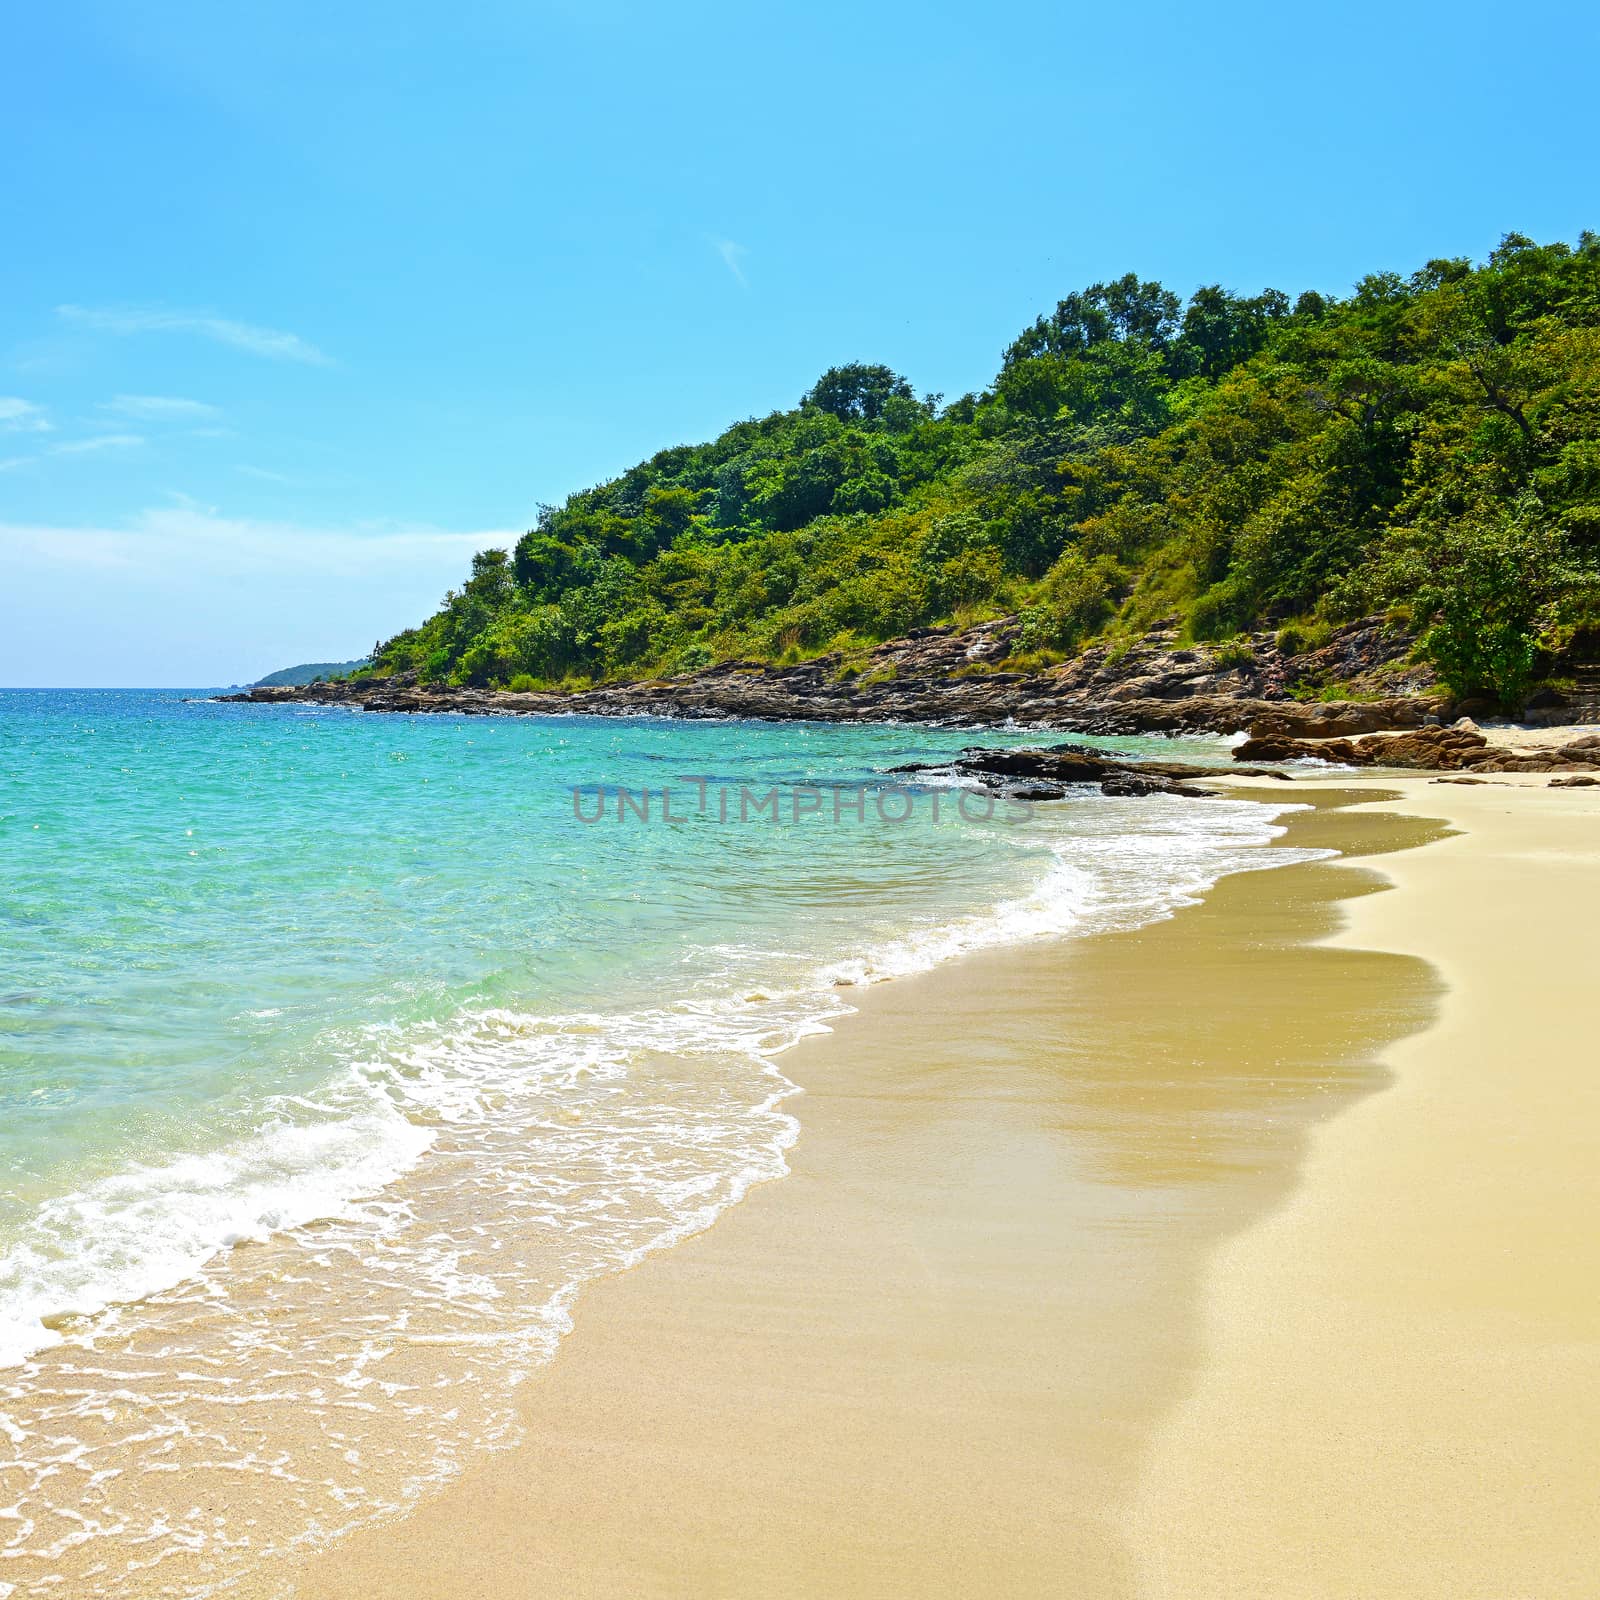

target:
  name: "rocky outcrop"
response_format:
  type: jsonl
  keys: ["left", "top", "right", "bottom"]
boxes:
{"left": 220, "top": 617, "right": 1446, "bottom": 737}
{"left": 1046, "top": 617, "right": 1434, "bottom": 704}
{"left": 1234, "top": 724, "right": 1600, "bottom": 774}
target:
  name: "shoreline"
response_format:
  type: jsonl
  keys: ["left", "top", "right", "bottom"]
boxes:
{"left": 215, "top": 613, "right": 1446, "bottom": 738}
{"left": 263, "top": 787, "right": 1465, "bottom": 1599}
{"left": 1, "top": 753, "right": 1311, "bottom": 1600}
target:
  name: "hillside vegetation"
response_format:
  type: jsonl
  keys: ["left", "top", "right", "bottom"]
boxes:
{"left": 251, "top": 659, "right": 369, "bottom": 688}
{"left": 373, "top": 233, "right": 1600, "bottom": 709}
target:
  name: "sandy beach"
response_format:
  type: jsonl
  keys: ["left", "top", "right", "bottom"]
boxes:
{"left": 244, "top": 774, "right": 1600, "bottom": 1598}
{"left": 1135, "top": 774, "right": 1600, "bottom": 1598}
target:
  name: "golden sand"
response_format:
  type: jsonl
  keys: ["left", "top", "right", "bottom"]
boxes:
{"left": 269, "top": 792, "right": 1473, "bottom": 1599}
{"left": 1134, "top": 776, "right": 1600, "bottom": 1598}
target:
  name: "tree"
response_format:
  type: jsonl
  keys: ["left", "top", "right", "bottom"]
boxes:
{"left": 802, "top": 364, "right": 913, "bottom": 423}
{"left": 1363, "top": 504, "right": 1579, "bottom": 707}
{"left": 1004, "top": 274, "right": 1181, "bottom": 365}
{"left": 1176, "top": 285, "right": 1289, "bottom": 379}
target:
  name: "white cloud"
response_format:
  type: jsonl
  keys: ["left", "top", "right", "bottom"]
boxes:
{"left": 0, "top": 432, "right": 147, "bottom": 471}
{"left": 4, "top": 505, "right": 514, "bottom": 577}
{"left": 0, "top": 397, "right": 52, "bottom": 433}
{"left": 57, "top": 305, "right": 333, "bottom": 366}
{"left": 165, "top": 490, "right": 219, "bottom": 514}
{"left": 236, "top": 463, "right": 293, "bottom": 483}
{"left": 0, "top": 508, "right": 518, "bottom": 685}
{"left": 51, "top": 433, "right": 145, "bottom": 455}
{"left": 712, "top": 237, "right": 749, "bottom": 288}
{"left": 102, "top": 394, "right": 221, "bottom": 421}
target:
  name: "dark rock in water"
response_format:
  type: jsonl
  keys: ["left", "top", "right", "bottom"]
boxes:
{"left": 899, "top": 743, "right": 1289, "bottom": 801}
{"left": 1099, "top": 771, "right": 1206, "bottom": 799}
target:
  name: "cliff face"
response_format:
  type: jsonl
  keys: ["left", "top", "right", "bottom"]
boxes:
{"left": 221, "top": 616, "right": 1449, "bottom": 736}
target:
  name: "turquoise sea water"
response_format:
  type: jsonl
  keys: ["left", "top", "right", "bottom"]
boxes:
{"left": 0, "top": 689, "right": 1308, "bottom": 1593}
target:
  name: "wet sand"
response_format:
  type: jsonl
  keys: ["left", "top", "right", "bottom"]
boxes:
{"left": 269, "top": 792, "right": 1459, "bottom": 1598}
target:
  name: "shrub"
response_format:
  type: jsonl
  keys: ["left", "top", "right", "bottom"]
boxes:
{"left": 1002, "top": 648, "right": 1066, "bottom": 674}
{"left": 1017, "top": 551, "right": 1118, "bottom": 652}
{"left": 1188, "top": 576, "right": 1251, "bottom": 640}
{"left": 1276, "top": 618, "right": 1333, "bottom": 656}
{"left": 673, "top": 642, "right": 715, "bottom": 672}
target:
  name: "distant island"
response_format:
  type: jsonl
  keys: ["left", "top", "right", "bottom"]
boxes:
{"left": 250, "top": 659, "right": 369, "bottom": 688}
{"left": 363, "top": 232, "right": 1597, "bottom": 715}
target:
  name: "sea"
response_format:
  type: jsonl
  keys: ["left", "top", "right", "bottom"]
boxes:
{"left": 0, "top": 689, "right": 1318, "bottom": 1596}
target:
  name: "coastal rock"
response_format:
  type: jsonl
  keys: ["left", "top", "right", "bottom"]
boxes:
{"left": 1045, "top": 617, "right": 1434, "bottom": 705}
{"left": 1234, "top": 725, "right": 1490, "bottom": 768}
{"left": 893, "top": 744, "right": 1290, "bottom": 800}
{"left": 1244, "top": 701, "right": 1434, "bottom": 741}
{"left": 1234, "top": 725, "right": 1600, "bottom": 774}
{"left": 1098, "top": 771, "right": 1206, "bottom": 799}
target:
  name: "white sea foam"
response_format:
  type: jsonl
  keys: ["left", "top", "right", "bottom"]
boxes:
{"left": 0, "top": 1094, "right": 434, "bottom": 1369}
{"left": 0, "top": 790, "right": 1325, "bottom": 1597}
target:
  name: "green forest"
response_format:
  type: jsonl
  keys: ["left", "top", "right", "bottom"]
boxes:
{"left": 372, "top": 233, "right": 1600, "bottom": 708}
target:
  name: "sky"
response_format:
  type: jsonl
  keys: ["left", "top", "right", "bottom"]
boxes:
{"left": 2, "top": 0, "right": 1596, "bottom": 685}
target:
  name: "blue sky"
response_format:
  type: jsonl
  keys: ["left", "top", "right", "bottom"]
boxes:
{"left": 3, "top": 0, "right": 1596, "bottom": 685}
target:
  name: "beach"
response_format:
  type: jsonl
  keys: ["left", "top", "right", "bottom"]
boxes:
{"left": 13, "top": 13, "right": 1595, "bottom": 1594}
{"left": 250, "top": 773, "right": 1598, "bottom": 1599}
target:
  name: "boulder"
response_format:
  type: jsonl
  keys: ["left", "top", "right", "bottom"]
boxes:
{"left": 1100, "top": 771, "right": 1205, "bottom": 799}
{"left": 1236, "top": 725, "right": 1600, "bottom": 774}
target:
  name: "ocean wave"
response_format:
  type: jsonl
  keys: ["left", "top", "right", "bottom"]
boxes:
{"left": 0, "top": 794, "right": 1312, "bottom": 1373}
{"left": 0, "top": 1088, "right": 435, "bottom": 1370}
